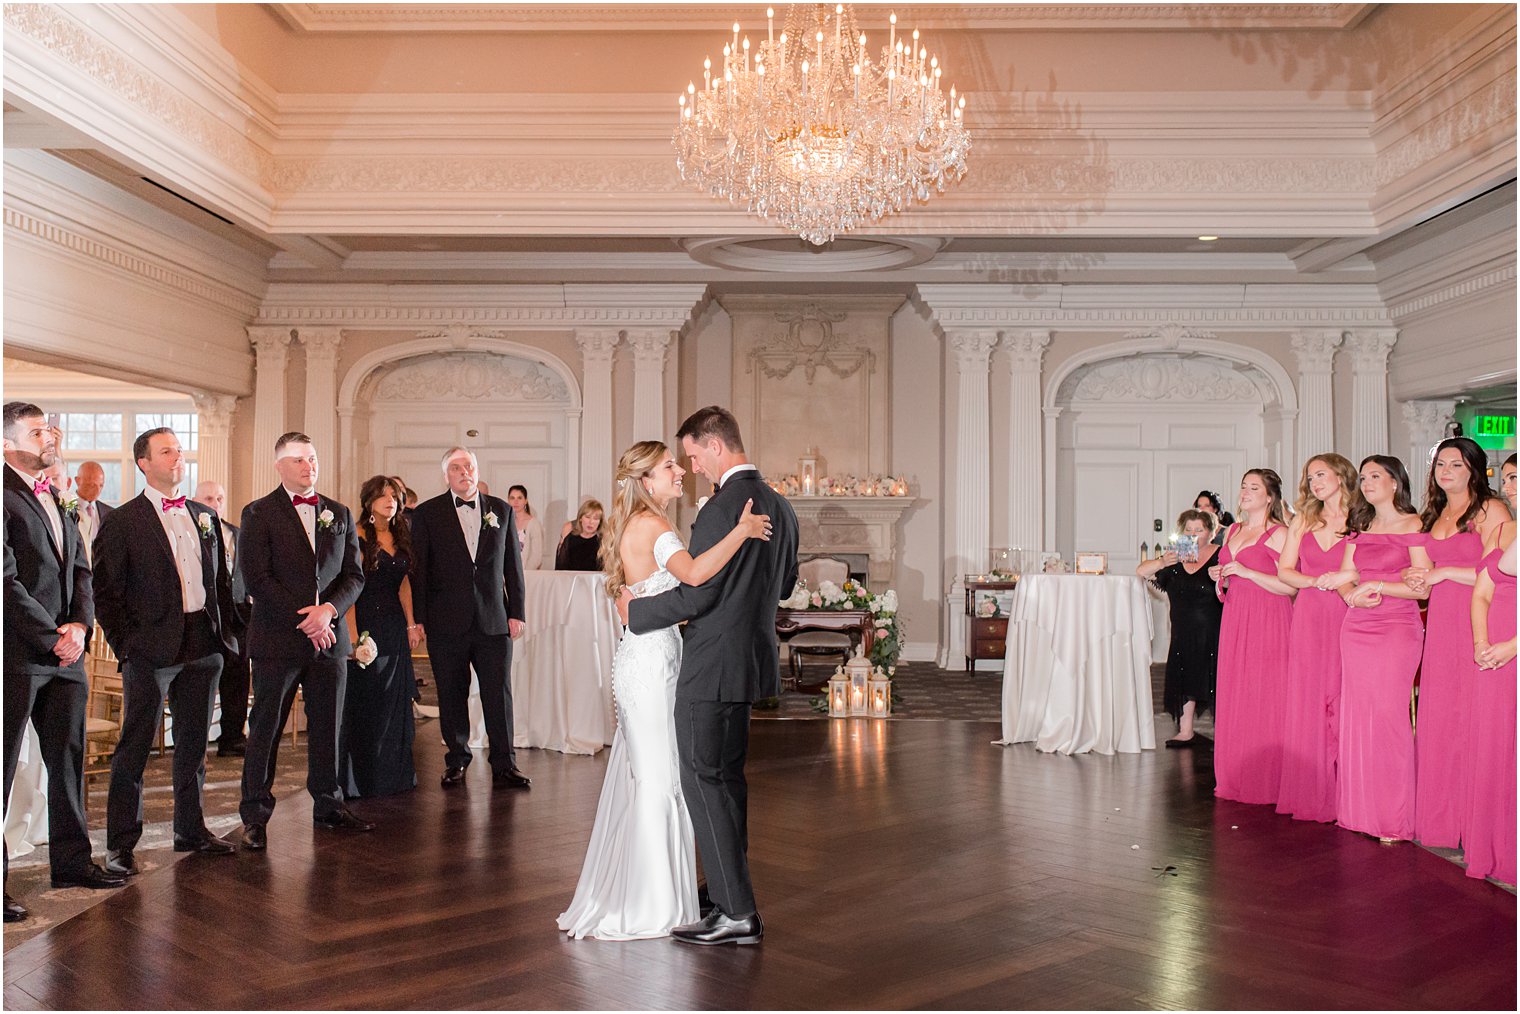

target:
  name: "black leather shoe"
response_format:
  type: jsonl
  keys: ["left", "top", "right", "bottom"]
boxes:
{"left": 216, "top": 743, "right": 246, "bottom": 758}
{"left": 103, "top": 848, "right": 139, "bottom": 877}
{"left": 241, "top": 823, "right": 267, "bottom": 850}
{"left": 314, "top": 808, "right": 375, "bottom": 832}
{"left": 174, "top": 834, "right": 236, "bottom": 855}
{"left": 4, "top": 893, "right": 28, "bottom": 922}
{"left": 671, "top": 909, "right": 763, "bottom": 946}
{"left": 50, "top": 864, "right": 127, "bottom": 890}
{"left": 1164, "top": 738, "right": 1195, "bottom": 749}
{"left": 441, "top": 766, "right": 466, "bottom": 787}
{"left": 493, "top": 766, "right": 531, "bottom": 789}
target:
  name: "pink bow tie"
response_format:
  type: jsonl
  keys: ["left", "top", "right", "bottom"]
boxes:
{"left": 292, "top": 494, "right": 319, "bottom": 507}
{"left": 162, "top": 495, "right": 187, "bottom": 511}
{"left": 31, "top": 479, "right": 51, "bottom": 496}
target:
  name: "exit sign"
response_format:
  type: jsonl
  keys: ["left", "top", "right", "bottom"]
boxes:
{"left": 1473, "top": 415, "right": 1515, "bottom": 437}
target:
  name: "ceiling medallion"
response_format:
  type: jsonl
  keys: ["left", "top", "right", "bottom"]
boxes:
{"left": 673, "top": 4, "right": 971, "bottom": 245}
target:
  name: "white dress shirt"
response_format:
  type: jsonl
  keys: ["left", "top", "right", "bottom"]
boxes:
{"left": 454, "top": 490, "right": 483, "bottom": 561}
{"left": 718, "top": 463, "right": 759, "bottom": 489}
{"left": 289, "top": 488, "right": 318, "bottom": 552}
{"left": 145, "top": 487, "right": 207, "bottom": 613}
{"left": 8, "top": 462, "right": 63, "bottom": 553}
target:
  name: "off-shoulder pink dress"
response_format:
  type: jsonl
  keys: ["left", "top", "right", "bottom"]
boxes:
{"left": 1213, "top": 524, "right": 1294, "bottom": 805}
{"left": 1463, "top": 547, "right": 1515, "bottom": 884}
{"left": 1413, "top": 529, "right": 1486, "bottom": 848}
{"left": 1337, "top": 531, "right": 1425, "bottom": 840}
{"left": 1276, "top": 531, "right": 1348, "bottom": 823}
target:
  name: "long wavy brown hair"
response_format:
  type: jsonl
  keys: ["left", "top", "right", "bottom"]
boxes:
{"left": 1419, "top": 436, "right": 1497, "bottom": 533}
{"left": 1239, "top": 468, "right": 1288, "bottom": 527}
{"left": 357, "top": 474, "right": 411, "bottom": 572}
{"left": 600, "top": 442, "right": 672, "bottom": 599}
{"left": 1293, "top": 453, "right": 1357, "bottom": 536}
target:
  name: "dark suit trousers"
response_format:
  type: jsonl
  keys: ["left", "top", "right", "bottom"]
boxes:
{"left": 106, "top": 618, "right": 223, "bottom": 851}
{"left": 3, "top": 669, "right": 92, "bottom": 882}
{"left": 429, "top": 630, "right": 516, "bottom": 774}
{"left": 240, "top": 655, "right": 346, "bottom": 825}
{"left": 216, "top": 629, "right": 251, "bottom": 750}
{"left": 675, "top": 699, "right": 756, "bottom": 919}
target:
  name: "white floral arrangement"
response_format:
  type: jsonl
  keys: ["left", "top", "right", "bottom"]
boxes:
{"left": 766, "top": 474, "right": 911, "bottom": 497}
{"left": 779, "top": 577, "right": 903, "bottom": 668}
{"left": 353, "top": 631, "right": 378, "bottom": 668}
{"left": 484, "top": 510, "right": 500, "bottom": 528}
{"left": 317, "top": 508, "right": 335, "bottom": 530}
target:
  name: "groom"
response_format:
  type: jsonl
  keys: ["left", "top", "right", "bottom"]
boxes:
{"left": 624, "top": 406, "right": 798, "bottom": 945}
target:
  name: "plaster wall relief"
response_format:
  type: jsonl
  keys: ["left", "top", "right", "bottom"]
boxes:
{"left": 723, "top": 294, "right": 904, "bottom": 482}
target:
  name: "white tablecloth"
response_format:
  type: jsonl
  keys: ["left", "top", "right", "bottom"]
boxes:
{"left": 3, "top": 724, "right": 49, "bottom": 857}
{"left": 997, "top": 574, "right": 1156, "bottom": 755}
{"left": 467, "top": 570, "right": 617, "bottom": 756}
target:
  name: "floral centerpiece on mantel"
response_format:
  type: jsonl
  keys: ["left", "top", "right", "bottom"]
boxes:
{"left": 767, "top": 474, "right": 912, "bottom": 497}
{"left": 780, "top": 577, "right": 903, "bottom": 671}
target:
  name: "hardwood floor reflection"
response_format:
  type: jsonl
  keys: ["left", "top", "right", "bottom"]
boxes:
{"left": 3, "top": 720, "right": 1514, "bottom": 1009}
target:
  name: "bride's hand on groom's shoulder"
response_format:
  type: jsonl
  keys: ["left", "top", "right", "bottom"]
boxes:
{"left": 737, "top": 498, "right": 773, "bottom": 542}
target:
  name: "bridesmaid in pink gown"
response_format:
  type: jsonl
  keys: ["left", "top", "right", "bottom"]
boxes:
{"left": 1464, "top": 453, "right": 1516, "bottom": 884}
{"left": 1274, "top": 453, "right": 1357, "bottom": 823}
{"left": 1210, "top": 468, "right": 1296, "bottom": 806}
{"left": 1331, "top": 456, "right": 1427, "bottom": 842}
{"left": 1404, "top": 437, "right": 1508, "bottom": 849}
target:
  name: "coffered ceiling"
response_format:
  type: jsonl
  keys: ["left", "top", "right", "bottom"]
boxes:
{"left": 3, "top": 2, "right": 1514, "bottom": 287}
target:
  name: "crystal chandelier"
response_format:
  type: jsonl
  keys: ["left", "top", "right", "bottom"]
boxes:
{"left": 673, "top": 4, "right": 970, "bottom": 245}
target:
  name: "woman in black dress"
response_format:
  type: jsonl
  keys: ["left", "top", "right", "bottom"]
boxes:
{"left": 1138, "top": 509, "right": 1223, "bottom": 747}
{"left": 340, "top": 475, "right": 421, "bottom": 798}
{"left": 556, "top": 497, "right": 605, "bottom": 571}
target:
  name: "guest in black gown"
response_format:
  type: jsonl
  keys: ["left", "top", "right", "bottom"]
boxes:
{"left": 556, "top": 498, "right": 604, "bottom": 571}
{"left": 1138, "top": 509, "right": 1223, "bottom": 747}
{"left": 340, "top": 476, "right": 421, "bottom": 798}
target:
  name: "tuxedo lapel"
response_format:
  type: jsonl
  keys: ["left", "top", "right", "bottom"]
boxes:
{"left": 273, "top": 488, "right": 318, "bottom": 569}
{"left": 314, "top": 496, "right": 337, "bottom": 569}
{"left": 4, "top": 467, "right": 65, "bottom": 563}
{"left": 187, "top": 502, "right": 218, "bottom": 595}
{"left": 443, "top": 498, "right": 476, "bottom": 566}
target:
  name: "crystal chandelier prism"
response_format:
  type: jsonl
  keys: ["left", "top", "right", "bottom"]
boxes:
{"left": 673, "top": 4, "right": 971, "bottom": 245}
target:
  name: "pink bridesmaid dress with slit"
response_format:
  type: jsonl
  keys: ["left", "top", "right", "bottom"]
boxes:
{"left": 1275, "top": 532, "right": 1348, "bottom": 822}
{"left": 1463, "top": 548, "right": 1515, "bottom": 884}
{"left": 1213, "top": 524, "right": 1294, "bottom": 805}
{"left": 1337, "top": 532, "right": 1425, "bottom": 840}
{"left": 1413, "top": 529, "right": 1485, "bottom": 848}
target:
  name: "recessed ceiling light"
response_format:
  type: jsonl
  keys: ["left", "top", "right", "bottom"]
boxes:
{"left": 1197, "top": 235, "right": 1219, "bottom": 242}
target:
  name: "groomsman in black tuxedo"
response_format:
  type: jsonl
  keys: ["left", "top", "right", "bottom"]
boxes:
{"left": 2, "top": 402, "right": 124, "bottom": 923}
{"left": 411, "top": 446, "right": 530, "bottom": 788}
{"left": 237, "top": 432, "right": 371, "bottom": 848}
{"left": 93, "top": 428, "right": 241, "bottom": 876}
{"left": 193, "top": 480, "right": 251, "bottom": 757}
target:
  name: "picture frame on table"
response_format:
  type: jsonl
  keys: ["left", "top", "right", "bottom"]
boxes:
{"left": 1075, "top": 551, "right": 1108, "bottom": 575}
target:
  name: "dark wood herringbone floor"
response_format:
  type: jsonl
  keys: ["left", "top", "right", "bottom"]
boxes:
{"left": 4, "top": 719, "right": 1514, "bottom": 1010}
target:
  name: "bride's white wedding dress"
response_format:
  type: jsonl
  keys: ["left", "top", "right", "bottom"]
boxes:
{"left": 557, "top": 531, "right": 698, "bottom": 940}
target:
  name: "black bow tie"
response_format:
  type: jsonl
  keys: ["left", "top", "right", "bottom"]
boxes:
{"left": 455, "top": 497, "right": 475, "bottom": 509}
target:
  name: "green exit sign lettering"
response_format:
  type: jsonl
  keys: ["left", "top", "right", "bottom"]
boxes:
{"left": 1473, "top": 415, "right": 1515, "bottom": 437}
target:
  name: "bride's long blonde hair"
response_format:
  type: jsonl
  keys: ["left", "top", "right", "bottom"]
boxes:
{"left": 601, "top": 440, "right": 673, "bottom": 598}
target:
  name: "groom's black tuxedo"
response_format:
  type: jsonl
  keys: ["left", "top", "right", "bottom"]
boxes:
{"left": 628, "top": 467, "right": 798, "bottom": 921}
{"left": 237, "top": 487, "right": 365, "bottom": 825}
{"left": 410, "top": 489, "right": 526, "bottom": 775}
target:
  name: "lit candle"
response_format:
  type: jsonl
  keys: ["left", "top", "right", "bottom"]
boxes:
{"left": 767, "top": 7, "right": 774, "bottom": 48}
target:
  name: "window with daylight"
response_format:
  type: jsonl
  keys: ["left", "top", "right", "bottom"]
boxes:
{"left": 38, "top": 404, "right": 200, "bottom": 507}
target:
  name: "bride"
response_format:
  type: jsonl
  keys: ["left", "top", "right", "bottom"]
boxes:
{"left": 557, "top": 440, "right": 771, "bottom": 940}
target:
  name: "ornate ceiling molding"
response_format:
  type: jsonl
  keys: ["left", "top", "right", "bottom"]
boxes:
{"left": 1060, "top": 353, "right": 1270, "bottom": 404}
{"left": 270, "top": 3, "right": 1371, "bottom": 33}
{"left": 371, "top": 351, "right": 571, "bottom": 403}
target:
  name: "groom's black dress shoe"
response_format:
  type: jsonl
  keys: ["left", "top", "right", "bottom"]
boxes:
{"left": 174, "top": 834, "right": 236, "bottom": 855}
{"left": 493, "top": 766, "right": 531, "bottom": 789}
{"left": 241, "top": 823, "right": 267, "bottom": 850}
{"left": 314, "top": 808, "right": 376, "bottom": 832}
{"left": 103, "top": 848, "right": 139, "bottom": 876}
{"left": 441, "top": 766, "right": 466, "bottom": 787}
{"left": 671, "top": 909, "right": 763, "bottom": 946}
{"left": 3, "top": 893, "right": 27, "bottom": 922}
{"left": 51, "top": 864, "right": 126, "bottom": 890}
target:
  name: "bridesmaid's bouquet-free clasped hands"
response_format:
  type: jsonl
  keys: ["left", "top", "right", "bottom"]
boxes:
{"left": 353, "top": 632, "right": 379, "bottom": 669}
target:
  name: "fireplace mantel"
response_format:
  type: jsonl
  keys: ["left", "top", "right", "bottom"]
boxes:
{"left": 786, "top": 496, "right": 918, "bottom": 589}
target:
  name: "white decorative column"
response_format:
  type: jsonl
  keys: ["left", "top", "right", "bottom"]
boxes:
{"left": 296, "top": 327, "right": 344, "bottom": 490}
{"left": 190, "top": 392, "right": 237, "bottom": 489}
{"left": 576, "top": 328, "right": 621, "bottom": 506}
{"left": 627, "top": 327, "right": 676, "bottom": 443}
{"left": 1042, "top": 405, "right": 1063, "bottom": 551}
{"left": 1401, "top": 398, "right": 1457, "bottom": 475}
{"left": 1003, "top": 329, "right": 1051, "bottom": 555}
{"left": 1347, "top": 329, "right": 1399, "bottom": 462}
{"left": 247, "top": 326, "right": 294, "bottom": 488}
{"left": 1290, "top": 328, "right": 1343, "bottom": 459}
{"left": 942, "top": 329, "right": 998, "bottom": 668}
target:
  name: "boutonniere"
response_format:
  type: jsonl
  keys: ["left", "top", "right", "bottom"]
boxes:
{"left": 196, "top": 513, "right": 216, "bottom": 540}
{"left": 317, "top": 508, "right": 336, "bottom": 530}
{"left": 483, "top": 510, "right": 500, "bottom": 529}
{"left": 56, "top": 489, "right": 79, "bottom": 517}
{"left": 695, "top": 495, "right": 710, "bottom": 515}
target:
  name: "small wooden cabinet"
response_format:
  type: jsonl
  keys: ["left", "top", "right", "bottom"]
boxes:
{"left": 964, "top": 580, "right": 1018, "bottom": 670}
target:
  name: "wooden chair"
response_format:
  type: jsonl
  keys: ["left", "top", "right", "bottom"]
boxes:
{"left": 83, "top": 627, "right": 124, "bottom": 805}
{"left": 786, "top": 557, "right": 856, "bottom": 685}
